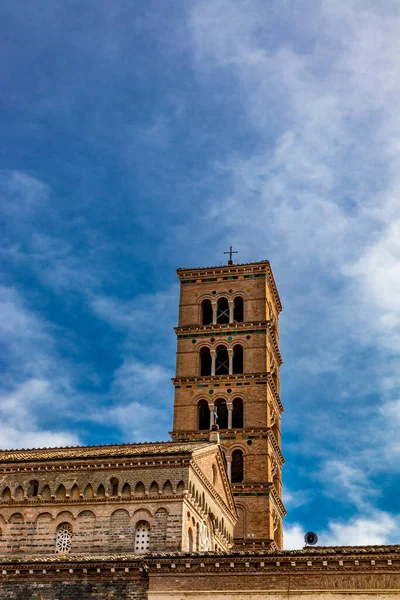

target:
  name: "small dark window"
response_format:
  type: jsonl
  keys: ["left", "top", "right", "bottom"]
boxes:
{"left": 233, "top": 345, "right": 243, "bottom": 374}
{"left": 201, "top": 299, "right": 213, "bottom": 325}
{"left": 200, "top": 347, "right": 212, "bottom": 376}
{"left": 231, "top": 450, "right": 244, "bottom": 483}
{"left": 110, "top": 478, "right": 119, "bottom": 496}
{"left": 232, "top": 398, "right": 244, "bottom": 428}
{"left": 198, "top": 400, "right": 210, "bottom": 430}
{"left": 29, "top": 480, "right": 39, "bottom": 497}
{"left": 217, "top": 297, "right": 229, "bottom": 324}
{"left": 233, "top": 297, "right": 244, "bottom": 322}
{"left": 215, "top": 399, "right": 228, "bottom": 429}
{"left": 216, "top": 346, "right": 229, "bottom": 375}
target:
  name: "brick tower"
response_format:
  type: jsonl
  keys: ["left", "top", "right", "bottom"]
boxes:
{"left": 170, "top": 256, "right": 286, "bottom": 550}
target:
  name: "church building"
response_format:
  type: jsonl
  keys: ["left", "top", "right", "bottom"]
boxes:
{"left": 0, "top": 257, "right": 399, "bottom": 599}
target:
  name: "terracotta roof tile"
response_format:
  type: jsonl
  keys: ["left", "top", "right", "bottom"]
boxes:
{"left": 0, "top": 440, "right": 214, "bottom": 463}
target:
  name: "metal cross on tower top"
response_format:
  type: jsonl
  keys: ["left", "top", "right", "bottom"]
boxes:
{"left": 224, "top": 245, "right": 238, "bottom": 265}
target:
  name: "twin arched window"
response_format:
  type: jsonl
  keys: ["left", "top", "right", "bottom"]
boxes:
{"left": 197, "top": 398, "right": 243, "bottom": 430}
{"left": 200, "top": 344, "right": 244, "bottom": 376}
{"left": 201, "top": 297, "right": 244, "bottom": 325}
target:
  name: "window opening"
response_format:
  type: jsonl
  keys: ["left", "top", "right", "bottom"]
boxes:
{"left": 134, "top": 521, "right": 150, "bottom": 554}
{"left": 188, "top": 527, "right": 194, "bottom": 552}
{"left": 232, "top": 345, "right": 243, "bottom": 374}
{"left": 200, "top": 347, "right": 212, "bottom": 376}
{"left": 216, "top": 346, "right": 229, "bottom": 375}
{"left": 217, "top": 298, "right": 229, "bottom": 324}
{"left": 215, "top": 399, "right": 228, "bottom": 429}
{"left": 55, "top": 523, "right": 72, "bottom": 554}
{"left": 232, "top": 398, "right": 244, "bottom": 428}
{"left": 198, "top": 400, "right": 210, "bottom": 430}
{"left": 231, "top": 449, "right": 244, "bottom": 483}
{"left": 233, "top": 297, "right": 244, "bottom": 322}
{"left": 29, "top": 480, "right": 39, "bottom": 497}
{"left": 201, "top": 299, "right": 213, "bottom": 325}
{"left": 110, "top": 478, "right": 119, "bottom": 496}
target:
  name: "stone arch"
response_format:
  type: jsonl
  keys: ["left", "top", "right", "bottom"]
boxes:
{"left": 121, "top": 483, "right": 131, "bottom": 498}
{"left": 232, "top": 397, "right": 244, "bottom": 428}
{"left": 54, "top": 511, "right": 74, "bottom": 525}
{"left": 198, "top": 399, "right": 210, "bottom": 430}
{"left": 188, "top": 527, "right": 194, "bottom": 552}
{"left": 70, "top": 484, "right": 80, "bottom": 500}
{"left": 234, "top": 505, "right": 246, "bottom": 539}
{"left": 215, "top": 344, "right": 229, "bottom": 375}
{"left": 9, "top": 513, "right": 24, "bottom": 523}
{"left": 55, "top": 484, "right": 66, "bottom": 500}
{"left": 149, "top": 481, "right": 159, "bottom": 495}
{"left": 34, "top": 512, "right": 53, "bottom": 523}
{"left": 151, "top": 507, "right": 168, "bottom": 551}
{"left": 40, "top": 485, "right": 51, "bottom": 500}
{"left": 110, "top": 509, "right": 130, "bottom": 527}
{"left": 14, "top": 485, "right": 24, "bottom": 501}
{"left": 201, "top": 298, "right": 213, "bottom": 325}
{"left": 162, "top": 480, "right": 173, "bottom": 494}
{"left": 232, "top": 343, "right": 244, "bottom": 374}
{"left": 1, "top": 487, "right": 11, "bottom": 501}
{"left": 231, "top": 448, "right": 244, "bottom": 483}
{"left": 233, "top": 295, "right": 244, "bottom": 322}
{"left": 28, "top": 479, "right": 39, "bottom": 498}
{"left": 77, "top": 510, "right": 96, "bottom": 519}
{"left": 109, "top": 477, "right": 119, "bottom": 497}
{"left": 96, "top": 484, "right": 106, "bottom": 498}
{"left": 216, "top": 297, "right": 229, "bottom": 324}
{"left": 83, "top": 484, "right": 94, "bottom": 499}
{"left": 134, "top": 481, "right": 145, "bottom": 496}
{"left": 176, "top": 480, "right": 185, "bottom": 493}
{"left": 199, "top": 346, "right": 212, "bottom": 376}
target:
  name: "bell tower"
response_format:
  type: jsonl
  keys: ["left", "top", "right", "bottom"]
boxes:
{"left": 170, "top": 255, "right": 286, "bottom": 550}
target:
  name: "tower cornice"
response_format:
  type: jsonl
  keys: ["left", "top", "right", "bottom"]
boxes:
{"left": 177, "top": 260, "right": 282, "bottom": 312}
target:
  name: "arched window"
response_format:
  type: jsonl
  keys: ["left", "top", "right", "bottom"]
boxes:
{"left": 1, "top": 487, "right": 11, "bottom": 501}
{"left": 231, "top": 449, "right": 244, "bottom": 483}
{"left": 232, "top": 344, "right": 243, "bottom": 374}
{"left": 134, "top": 521, "right": 150, "bottom": 553}
{"left": 232, "top": 398, "right": 244, "bottom": 428}
{"left": 121, "top": 483, "right": 131, "bottom": 497}
{"left": 198, "top": 400, "right": 210, "bottom": 430}
{"left": 188, "top": 527, "right": 194, "bottom": 552}
{"left": 200, "top": 347, "right": 212, "bottom": 376}
{"left": 55, "top": 523, "right": 72, "bottom": 554}
{"left": 217, "top": 297, "right": 229, "bottom": 324}
{"left": 201, "top": 299, "right": 213, "bottom": 325}
{"left": 215, "top": 346, "right": 229, "bottom": 375}
{"left": 215, "top": 398, "right": 228, "bottom": 429}
{"left": 233, "top": 297, "right": 244, "bottom": 322}
{"left": 110, "top": 478, "right": 119, "bottom": 496}
{"left": 29, "top": 480, "right": 39, "bottom": 497}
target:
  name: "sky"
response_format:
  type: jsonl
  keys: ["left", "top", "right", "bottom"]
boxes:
{"left": 1, "top": 0, "right": 400, "bottom": 549}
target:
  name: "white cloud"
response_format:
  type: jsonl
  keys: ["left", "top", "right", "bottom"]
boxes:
{"left": 285, "top": 511, "right": 398, "bottom": 549}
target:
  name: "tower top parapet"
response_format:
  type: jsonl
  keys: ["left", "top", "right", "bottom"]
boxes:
{"left": 176, "top": 259, "right": 282, "bottom": 312}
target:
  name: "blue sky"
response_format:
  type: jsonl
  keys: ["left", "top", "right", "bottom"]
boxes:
{"left": 1, "top": 0, "right": 400, "bottom": 548}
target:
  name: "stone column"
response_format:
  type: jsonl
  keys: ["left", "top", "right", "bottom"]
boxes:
{"left": 228, "top": 300, "right": 234, "bottom": 323}
{"left": 226, "top": 456, "right": 232, "bottom": 482}
{"left": 208, "top": 402, "right": 215, "bottom": 429}
{"left": 212, "top": 302, "right": 217, "bottom": 325}
{"left": 210, "top": 349, "right": 216, "bottom": 376}
{"left": 228, "top": 348, "right": 234, "bottom": 375}
{"left": 227, "top": 404, "right": 233, "bottom": 429}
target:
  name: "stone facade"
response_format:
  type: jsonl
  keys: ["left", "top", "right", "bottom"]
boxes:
{"left": 0, "top": 442, "right": 236, "bottom": 556}
{"left": 0, "top": 258, "right": 399, "bottom": 598}
{"left": 1, "top": 546, "right": 399, "bottom": 598}
{"left": 171, "top": 260, "right": 284, "bottom": 549}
